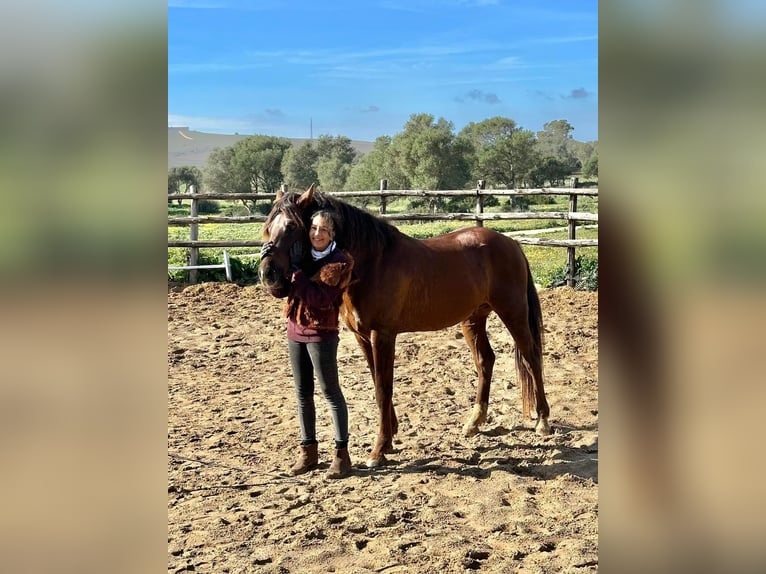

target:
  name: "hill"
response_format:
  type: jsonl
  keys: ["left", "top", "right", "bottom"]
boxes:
{"left": 168, "top": 127, "right": 375, "bottom": 169}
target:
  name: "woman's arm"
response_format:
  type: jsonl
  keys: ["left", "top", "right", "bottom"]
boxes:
{"left": 290, "top": 269, "right": 342, "bottom": 309}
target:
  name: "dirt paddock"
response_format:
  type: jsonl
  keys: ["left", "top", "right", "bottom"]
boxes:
{"left": 168, "top": 283, "right": 598, "bottom": 573}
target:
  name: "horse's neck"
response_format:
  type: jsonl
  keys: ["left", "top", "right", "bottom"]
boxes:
{"left": 347, "top": 242, "right": 392, "bottom": 285}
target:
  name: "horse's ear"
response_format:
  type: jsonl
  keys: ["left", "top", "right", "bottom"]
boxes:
{"left": 297, "top": 183, "right": 315, "bottom": 208}
{"left": 275, "top": 188, "right": 283, "bottom": 202}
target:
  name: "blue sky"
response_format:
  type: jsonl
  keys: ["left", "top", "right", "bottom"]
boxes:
{"left": 168, "top": 0, "right": 598, "bottom": 142}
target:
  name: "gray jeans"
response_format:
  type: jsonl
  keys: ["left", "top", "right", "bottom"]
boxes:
{"left": 287, "top": 338, "right": 349, "bottom": 447}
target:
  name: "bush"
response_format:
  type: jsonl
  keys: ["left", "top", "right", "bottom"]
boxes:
{"left": 510, "top": 196, "right": 530, "bottom": 210}
{"left": 444, "top": 196, "right": 473, "bottom": 212}
{"left": 197, "top": 199, "right": 220, "bottom": 214}
{"left": 229, "top": 256, "right": 261, "bottom": 284}
{"left": 547, "top": 255, "right": 598, "bottom": 291}
{"left": 220, "top": 203, "right": 252, "bottom": 217}
{"left": 253, "top": 201, "right": 274, "bottom": 215}
{"left": 527, "top": 195, "right": 556, "bottom": 205}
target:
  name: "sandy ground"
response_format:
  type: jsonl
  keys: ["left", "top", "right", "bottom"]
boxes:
{"left": 168, "top": 283, "right": 598, "bottom": 573}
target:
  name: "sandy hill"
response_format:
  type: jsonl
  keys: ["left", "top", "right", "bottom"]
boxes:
{"left": 168, "top": 127, "right": 375, "bottom": 169}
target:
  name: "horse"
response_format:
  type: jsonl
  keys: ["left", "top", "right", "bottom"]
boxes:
{"left": 259, "top": 184, "right": 551, "bottom": 468}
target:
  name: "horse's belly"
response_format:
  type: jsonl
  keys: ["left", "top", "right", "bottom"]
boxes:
{"left": 395, "top": 301, "right": 478, "bottom": 332}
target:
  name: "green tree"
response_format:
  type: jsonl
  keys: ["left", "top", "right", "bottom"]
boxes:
{"left": 344, "top": 136, "right": 407, "bottom": 209}
{"left": 203, "top": 146, "right": 240, "bottom": 192}
{"left": 529, "top": 157, "right": 573, "bottom": 187}
{"left": 346, "top": 136, "right": 386, "bottom": 191}
{"left": 390, "top": 113, "right": 471, "bottom": 194}
{"left": 315, "top": 134, "right": 357, "bottom": 165}
{"left": 570, "top": 139, "right": 598, "bottom": 169}
{"left": 316, "top": 155, "right": 352, "bottom": 192}
{"left": 314, "top": 135, "right": 357, "bottom": 191}
{"left": 203, "top": 135, "right": 291, "bottom": 212}
{"left": 536, "top": 119, "right": 579, "bottom": 171}
{"left": 282, "top": 141, "right": 318, "bottom": 189}
{"left": 459, "top": 117, "right": 540, "bottom": 189}
{"left": 231, "top": 135, "right": 292, "bottom": 193}
{"left": 582, "top": 155, "right": 598, "bottom": 179}
{"left": 168, "top": 166, "right": 202, "bottom": 204}
{"left": 460, "top": 116, "right": 519, "bottom": 148}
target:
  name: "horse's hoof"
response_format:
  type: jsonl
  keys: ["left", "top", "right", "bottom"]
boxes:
{"left": 463, "top": 403, "right": 487, "bottom": 437}
{"left": 535, "top": 419, "right": 552, "bottom": 436}
{"left": 366, "top": 453, "right": 387, "bottom": 468}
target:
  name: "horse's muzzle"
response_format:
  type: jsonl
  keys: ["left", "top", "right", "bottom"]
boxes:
{"left": 259, "top": 258, "right": 290, "bottom": 298}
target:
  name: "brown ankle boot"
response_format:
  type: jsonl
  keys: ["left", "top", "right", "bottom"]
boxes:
{"left": 326, "top": 448, "right": 352, "bottom": 479}
{"left": 290, "top": 443, "right": 319, "bottom": 475}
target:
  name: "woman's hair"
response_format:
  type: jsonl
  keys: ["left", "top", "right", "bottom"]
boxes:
{"left": 311, "top": 209, "right": 339, "bottom": 237}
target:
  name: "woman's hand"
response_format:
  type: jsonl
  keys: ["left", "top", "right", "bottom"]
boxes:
{"left": 259, "top": 241, "right": 274, "bottom": 259}
{"left": 289, "top": 241, "right": 304, "bottom": 272}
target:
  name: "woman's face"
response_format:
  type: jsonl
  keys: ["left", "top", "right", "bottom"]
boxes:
{"left": 309, "top": 214, "right": 334, "bottom": 252}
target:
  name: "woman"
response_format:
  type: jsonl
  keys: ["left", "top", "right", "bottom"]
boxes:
{"left": 262, "top": 210, "right": 354, "bottom": 479}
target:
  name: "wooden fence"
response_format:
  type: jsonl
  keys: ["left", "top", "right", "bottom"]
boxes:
{"left": 168, "top": 180, "right": 598, "bottom": 286}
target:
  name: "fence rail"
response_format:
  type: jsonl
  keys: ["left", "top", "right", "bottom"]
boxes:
{"left": 167, "top": 188, "right": 598, "bottom": 201}
{"left": 168, "top": 212, "right": 598, "bottom": 226}
{"left": 168, "top": 181, "right": 598, "bottom": 285}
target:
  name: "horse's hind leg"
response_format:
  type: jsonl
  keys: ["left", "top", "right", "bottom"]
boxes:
{"left": 460, "top": 307, "right": 495, "bottom": 437}
{"left": 495, "top": 305, "right": 551, "bottom": 435}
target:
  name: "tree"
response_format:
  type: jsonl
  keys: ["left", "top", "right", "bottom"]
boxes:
{"left": 460, "top": 116, "right": 518, "bottom": 148}
{"left": 314, "top": 135, "right": 357, "bottom": 191}
{"left": 570, "top": 139, "right": 597, "bottom": 169}
{"left": 168, "top": 166, "right": 202, "bottom": 204}
{"left": 315, "top": 134, "right": 357, "bottom": 166}
{"left": 281, "top": 134, "right": 359, "bottom": 192}
{"left": 282, "top": 142, "right": 318, "bottom": 189}
{"left": 582, "top": 155, "right": 598, "bottom": 179}
{"left": 204, "top": 146, "right": 241, "bottom": 193}
{"left": 316, "top": 155, "right": 352, "bottom": 192}
{"left": 203, "top": 135, "right": 291, "bottom": 212}
{"left": 459, "top": 117, "right": 540, "bottom": 189}
{"left": 536, "top": 119, "right": 579, "bottom": 171}
{"left": 345, "top": 136, "right": 407, "bottom": 207}
{"left": 231, "top": 135, "right": 292, "bottom": 193}
{"left": 390, "top": 114, "right": 471, "bottom": 193}
{"left": 529, "top": 157, "right": 573, "bottom": 187}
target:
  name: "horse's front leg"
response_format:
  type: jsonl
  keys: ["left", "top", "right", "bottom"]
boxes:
{"left": 367, "top": 330, "right": 397, "bottom": 468}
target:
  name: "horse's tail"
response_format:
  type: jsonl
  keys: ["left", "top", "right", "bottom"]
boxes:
{"left": 517, "top": 261, "right": 544, "bottom": 420}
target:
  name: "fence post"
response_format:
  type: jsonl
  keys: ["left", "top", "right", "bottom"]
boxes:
{"left": 475, "top": 180, "right": 485, "bottom": 227}
{"left": 189, "top": 184, "right": 199, "bottom": 284}
{"left": 567, "top": 178, "right": 578, "bottom": 288}
{"left": 379, "top": 179, "right": 388, "bottom": 214}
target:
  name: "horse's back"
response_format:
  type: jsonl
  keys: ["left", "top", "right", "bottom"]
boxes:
{"left": 423, "top": 226, "right": 517, "bottom": 249}
{"left": 346, "top": 226, "right": 530, "bottom": 333}
{"left": 421, "top": 226, "right": 526, "bottom": 268}
{"left": 386, "top": 226, "right": 529, "bottom": 292}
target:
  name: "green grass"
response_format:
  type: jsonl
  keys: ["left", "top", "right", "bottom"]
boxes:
{"left": 167, "top": 202, "right": 189, "bottom": 217}
{"left": 520, "top": 228, "right": 598, "bottom": 287}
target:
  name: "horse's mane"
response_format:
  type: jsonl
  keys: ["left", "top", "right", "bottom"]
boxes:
{"left": 265, "top": 191, "right": 401, "bottom": 271}
{"left": 311, "top": 192, "right": 400, "bottom": 260}
{"left": 262, "top": 192, "right": 308, "bottom": 239}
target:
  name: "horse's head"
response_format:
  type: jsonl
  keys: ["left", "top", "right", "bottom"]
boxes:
{"left": 259, "top": 183, "right": 317, "bottom": 298}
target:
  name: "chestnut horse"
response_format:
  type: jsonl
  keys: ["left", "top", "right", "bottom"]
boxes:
{"left": 259, "top": 184, "right": 551, "bottom": 468}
